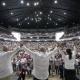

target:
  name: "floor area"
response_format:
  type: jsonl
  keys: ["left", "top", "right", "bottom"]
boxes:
{"left": 1, "top": 73, "right": 62, "bottom": 80}
{"left": 1, "top": 73, "right": 80, "bottom": 80}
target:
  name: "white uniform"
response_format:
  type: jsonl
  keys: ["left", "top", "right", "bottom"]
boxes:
{"left": 60, "top": 46, "right": 77, "bottom": 70}
{"left": 23, "top": 46, "right": 58, "bottom": 79}
{"left": 63, "top": 55, "right": 75, "bottom": 69}
{"left": 0, "top": 48, "right": 20, "bottom": 78}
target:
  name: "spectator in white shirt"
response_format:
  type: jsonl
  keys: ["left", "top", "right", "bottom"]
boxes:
{"left": 0, "top": 46, "right": 20, "bottom": 79}
{"left": 22, "top": 44, "right": 58, "bottom": 80}
{"left": 12, "top": 58, "right": 16, "bottom": 72}
{"left": 75, "top": 58, "right": 79, "bottom": 75}
{"left": 60, "top": 45, "right": 77, "bottom": 80}
{"left": 49, "top": 57, "right": 54, "bottom": 75}
{"left": 54, "top": 56, "right": 60, "bottom": 75}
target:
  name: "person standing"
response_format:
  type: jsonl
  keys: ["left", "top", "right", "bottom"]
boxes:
{"left": 59, "top": 45, "right": 77, "bottom": 80}
{"left": 22, "top": 45, "right": 58, "bottom": 80}
{"left": 59, "top": 57, "right": 64, "bottom": 79}
{"left": 49, "top": 57, "right": 54, "bottom": 75}
{"left": 17, "top": 66, "right": 26, "bottom": 80}
{"left": 12, "top": 58, "right": 16, "bottom": 72}
{"left": 0, "top": 45, "right": 21, "bottom": 78}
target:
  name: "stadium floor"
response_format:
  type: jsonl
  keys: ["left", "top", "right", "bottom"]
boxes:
{"left": 0, "top": 73, "right": 62, "bottom": 80}
{"left": 1, "top": 73, "right": 80, "bottom": 80}
{"left": 1, "top": 77, "right": 62, "bottom": 80}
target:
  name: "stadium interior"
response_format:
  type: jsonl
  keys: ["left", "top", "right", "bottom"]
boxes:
{"left": 0, "top": 0, "right": 80, "bottom": 80}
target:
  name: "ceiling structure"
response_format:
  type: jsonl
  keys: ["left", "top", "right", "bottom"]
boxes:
{"left": 0, "top": 0, "right": 80, "bottom": 31}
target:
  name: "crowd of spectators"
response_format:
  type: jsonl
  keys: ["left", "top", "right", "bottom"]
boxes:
{"left": 0, "top": 39, "right": 80, "bottom": 80}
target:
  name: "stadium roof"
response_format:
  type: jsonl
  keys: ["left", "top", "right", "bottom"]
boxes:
{"left": 0, "top": 0, "right": 80, "bottom": 32}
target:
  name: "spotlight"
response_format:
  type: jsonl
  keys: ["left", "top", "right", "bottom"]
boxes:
{"left": 40, "top": 12, "right": 43, "bottom": 15}
{"left": 16, "top": 18, "right": 19, "bottom": 21}
{"left": 10, "top": 12, "right": 14, "bottom": 15}
{"left": 34, "top": 2, "right": 39, "bottom": 6}
{"left": 34, "top": 2, "right": 37, "bottom": 6}
{"left": 54, "top": 0, "right": 58, "bottom": 4}
{"left": 27, "top": 22, "right": 30, "bottom": 24}
{"left": 26, "top": 2, "right": 30, "bottom": 6}
{"left": 50, "top": 10, "right": 53, "bottom": 13}
{"left": 64, "top": 12, "right": 67, "bottom": 15}
{"left": 2, "top": 2, "right": 6, "bottom": 6}
{"left": 20, "top": 0, "right": 24, "bottom": 4}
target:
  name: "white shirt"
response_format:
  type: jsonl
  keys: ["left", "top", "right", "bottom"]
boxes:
{"left": 0, "top": 48, "right": 20, "bottom": 78}
{"left": 16, "top": 60, "right": 20, "bottom": 66}
{"left": 54, "top": 58, "right": 60, "bottom": 66}
{"left": 75, "top": 59, "right": 79, "bottom": 65}
{"left": 21, "top": 58, "right": 26, "bottom": 64}
{"left": 32, "top": 52, "right": 49, "bottom": 79}
{"left": 60, "top": 46, "right": 77, "bottom": 70}
{"left": 23, "top": 46, "right": 58, "bottom": 79}
{"left": 63, "top": 55, "right": 75, "bottom": 69}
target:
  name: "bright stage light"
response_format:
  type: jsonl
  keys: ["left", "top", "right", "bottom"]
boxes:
{"left": 55, "top": 31, "right": 64, "bottom": 41}
{"left": 11, "top": 32, "right": 21, "bottom": 41}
